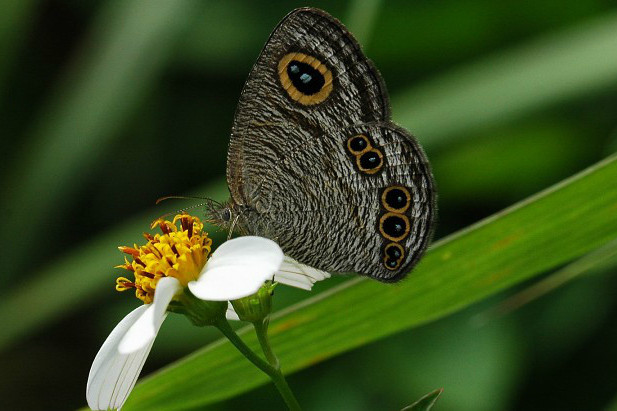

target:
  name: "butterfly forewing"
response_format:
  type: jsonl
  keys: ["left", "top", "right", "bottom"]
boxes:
{"left": 227, "top": 8, "right": 389, "bottom": 202}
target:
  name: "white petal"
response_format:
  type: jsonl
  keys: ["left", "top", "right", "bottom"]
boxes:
{"left": 226, "top": 302, "right": 240, "bottom": 321}
{"left": 274, "top": 256, "right": 331, "bottom": 290}
{"left": 203, "top": 236, "right": 284, "bottom": 270}
{"left": 118, "top": 277, "right": 180, "bottom": 354}
{"left": 87, "top": 305, "right": 154, "bottom": 410}
{"left": 189, "top": 266, "right": 272, "bottom": 301}
{"left": 189, "top": 236, "right": 283, "bottom": 301}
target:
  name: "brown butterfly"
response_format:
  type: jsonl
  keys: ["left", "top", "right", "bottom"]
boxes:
{"left": 209, "top": 7, "right": 436, "bottom": 282}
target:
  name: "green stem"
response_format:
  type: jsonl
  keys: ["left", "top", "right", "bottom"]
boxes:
{"left": 253, "top": 318, "right": 300, "bottom": 411}
{"left": 254, "top": 318, "right": 279, "bottom": 368}
{"left": 215, "top": 318, "right": 301, "bottom": 411}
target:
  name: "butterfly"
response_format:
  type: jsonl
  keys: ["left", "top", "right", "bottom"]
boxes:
{"left": 209, "top": 7, "right": 436, "bottom": 283}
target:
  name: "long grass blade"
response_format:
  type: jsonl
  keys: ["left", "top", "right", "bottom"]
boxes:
{"left": 392, "top": 12, "right": 617, "bottom": 145}
{"left": 113, "top": 154, "right": 617, "bottom": 410}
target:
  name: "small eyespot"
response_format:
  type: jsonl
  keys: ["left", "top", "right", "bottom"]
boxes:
{"left": 357, "top": 149, "right": 383, "bottom": 174}
{"left": 347, "top": 135, "right": 370, "bottom": 155}
{"left": 278, "top": 52, "right": 333, "bottom": 105}
{"left": 384, "top": 258, "right": 400, "bottom": 270}
{"left": 379, "top": 212, "right": 410, "bottom": 242}
{"left": 385, "top": 243, "right": 404, "bottom": 260}
{"left": 383, "top": 243, "right": 404, "bottom": 271}
{"left": 382, "top": 186, "right": 411, "bottom": 213}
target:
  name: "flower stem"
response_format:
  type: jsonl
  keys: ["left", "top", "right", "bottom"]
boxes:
{"left": 215, "top": 318, "right": 301, "bottom": 411}
{"left": 214, "top": 318, "right": 271, "bottom": 373}
{"left": 253, "top": 318, "right": 279, "bottom": 368}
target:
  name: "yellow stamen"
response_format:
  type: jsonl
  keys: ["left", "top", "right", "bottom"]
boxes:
{"left": 115, "top": 213, "right": 212, "bottom": 304}
{"left": 115, "top": 277, "right": 135, "bottom": 292}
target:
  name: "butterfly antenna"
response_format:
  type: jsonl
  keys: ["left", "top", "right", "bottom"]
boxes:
{"left": 155, "top": 195, "right": 220, "bottom": 221}
{"left": 156, "top": 195, "right": 209, "bottom": 205}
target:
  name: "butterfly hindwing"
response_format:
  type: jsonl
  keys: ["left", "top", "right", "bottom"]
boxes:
{"left": 238, "top": 122, "right": 435, "bottom": 281}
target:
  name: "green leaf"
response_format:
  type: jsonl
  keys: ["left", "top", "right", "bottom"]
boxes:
{"left": 392, "top": 11, "right": 617, "bottom": 146}
{"left": 401, "top": 388, "right": 443, "bottom": 411}
{"left": 0, "top": 0, "right": 37, "bottom": 97}
{"left": 474, "top": 237, "right": 617, "bottom": 323}
{"left": 114, "top": 155, "right": 617, "bottom": 410}
{"left": 0, "top": 0, "right": 203, "bottom": 278}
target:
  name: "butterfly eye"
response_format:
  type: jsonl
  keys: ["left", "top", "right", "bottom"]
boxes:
{"left": 221, "top": 208, "right": 231, "bottom": 222}
{"left": 356, "top": 149, "right": 383, "bottom": 174}
{"left": 379, "top": 212, "right": 410, "bottom": 242}
{"left": 278, "top": 52, "right": 333, "bottom": 105}
{"left": 381, "top": 186, "right": 411, "bottom": 213}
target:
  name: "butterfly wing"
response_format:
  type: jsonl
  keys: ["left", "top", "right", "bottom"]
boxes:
{"left": 227, "top": 7, "right": 390, "bottom": 204}
{"left": 276, "top": 256, "right": 332, "bottom": 289}
{"left": 226, "top": 7, "right": 436, "bottom": 281}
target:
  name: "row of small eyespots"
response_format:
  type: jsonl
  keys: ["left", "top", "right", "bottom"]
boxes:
{"left": 344, "top": 135, "right": 408, "bottom": 270}
{"left": 346, "top": 134, "right": 383, "bottom": 175}
{"left": 379, "top": 186, "right": 412, "bottom": 270}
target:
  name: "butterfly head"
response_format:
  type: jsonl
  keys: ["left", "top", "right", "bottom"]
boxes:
{"left": 205, "top": 198, "right": 248, "bottom": 237}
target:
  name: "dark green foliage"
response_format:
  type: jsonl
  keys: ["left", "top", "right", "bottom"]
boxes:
{"left": 1, "top": 1, "right": 617, "bottom": 410}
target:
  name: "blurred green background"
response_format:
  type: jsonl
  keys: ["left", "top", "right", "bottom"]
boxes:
{"left": 1, "top": 0, "right": 617, "bottom": 410}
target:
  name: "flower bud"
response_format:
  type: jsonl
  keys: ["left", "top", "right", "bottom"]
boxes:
{"left": 230, "top": 281, "right": 276, "bottom": 323}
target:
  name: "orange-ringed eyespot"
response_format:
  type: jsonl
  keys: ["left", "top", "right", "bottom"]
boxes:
{"left": 382, "top": 243, "right": 405, "bottom": 270}
{"left": 385, "top": 243, "right": 404, "bottom": 260}
{"left": 357, "top": 149, "right": 383, "bottom": 174}
{"left": 347, "top": 135, "right": 370, "bottom": 155}
{"left": 382, "top": 186, "right": 411, "bottom": 213}
{"left": 379, "top": 212, "right": 410, "bottom": 242}
{"left": 278, "top": 52, "right": 333, "bottom": 105}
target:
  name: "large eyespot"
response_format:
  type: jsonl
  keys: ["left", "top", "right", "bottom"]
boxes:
{"left": 383, "top": 243, "right": 405, "bottom": 271}
{"left": 356, "top": 148, "right": 383, "bottom": 175}
{"left": 346, "top": 134, "right": 371, "bottom": 155}
{"left": 381, "top": 186, "right": 411, "bottom": 213}
{"left": 278, "top": 52, "right": 333, "bottom": 105}
{"left": 379, "top": 212, "right": 410, "bottom": 242}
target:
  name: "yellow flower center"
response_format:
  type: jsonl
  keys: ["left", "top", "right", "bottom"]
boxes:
{"left": 115, "top": 214, "right": 212, "bottom": 304}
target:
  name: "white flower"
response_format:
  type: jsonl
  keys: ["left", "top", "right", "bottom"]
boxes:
{"left": 86, "top": 236, "right": 329, "bottom": 410}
